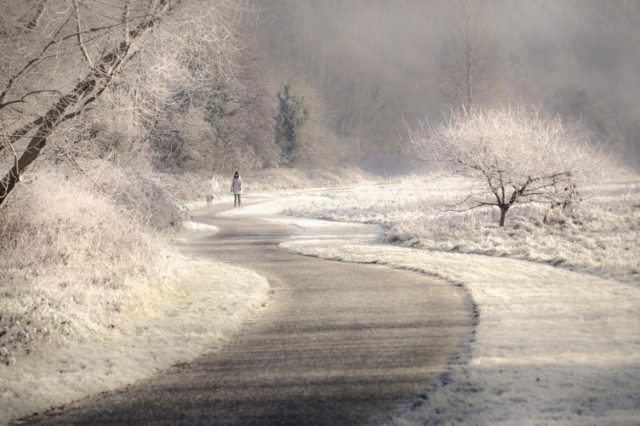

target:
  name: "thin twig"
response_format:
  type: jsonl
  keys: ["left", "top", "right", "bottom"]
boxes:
{"left": 73, "top": 0, "right": 94, "bottom": 66}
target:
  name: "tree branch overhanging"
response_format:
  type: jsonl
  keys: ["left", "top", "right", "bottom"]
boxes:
{"left": 0, "top": 0, "right": 180, "bottom": 207}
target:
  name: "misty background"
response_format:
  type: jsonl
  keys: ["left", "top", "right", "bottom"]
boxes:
{"left": 241, "top": 0, "right": 640, "bottom": 172}
{"left": 3, "top": 2, "right": 639, "bottom": 422}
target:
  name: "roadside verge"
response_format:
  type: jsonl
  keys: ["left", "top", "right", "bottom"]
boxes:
{"left": 0, "top": 227, "right": 268, "bottom": 425}
{"left": 263, "top": 211, "right": 640, "bottom": 424}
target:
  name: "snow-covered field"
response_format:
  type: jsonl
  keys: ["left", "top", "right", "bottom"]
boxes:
{"left": 226, "top": 176, "right": 640, "bottom": 424}
{"left": 286, "top": 175, "right": 640, "bottom": 284}
{"left": 0, "top": 227, "right": 268, "bottom": 425}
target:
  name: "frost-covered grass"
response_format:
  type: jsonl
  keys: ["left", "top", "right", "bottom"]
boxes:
{"left": 285, "top": 173, "right": 640, "bottom": 283}
{"left": 278, "top": 231, "right": 640, "bottom": 425}
{"left": 258, "top": 211, "right": 640, "bottom": 425}
{"left": 0, "top": 172, "right": 175, "bottom": 367}
{"left": 0, "top": 168, "right": 269, "bottom": 425}
{"left": 180, "top": 167, "right": 371, "bottom": 210}
{"left": 0, "top": 256, "right": 268, "bottom": 424}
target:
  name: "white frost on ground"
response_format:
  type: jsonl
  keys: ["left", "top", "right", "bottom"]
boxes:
{"left": 183, "top": 220, "right": 220, "bottom": 233}
{"left": 280, "top": 227, "right": 640, "bottom": 425}
{"left": 286, "top": 176, "right": 640, "bottom": 284}
{"left": 267, "top": 216, "right": 364, "bottom": 229}
{"left": 10, "top": 182, "right": 633, "bottom": 425}
{"left": 245, "top": 190, "right": 640, "bottom": 425}
{"left": 0, "top": 252, "right": 268, "bottom": 425}
{"left": 218, "top": 193, "right": 332, "bottom": 218}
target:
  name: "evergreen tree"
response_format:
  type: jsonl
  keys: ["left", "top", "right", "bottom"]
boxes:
{"left": 275, "top": 84, "right": 308, "bottom": 164}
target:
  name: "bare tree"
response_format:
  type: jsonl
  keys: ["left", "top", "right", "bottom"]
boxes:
{"left": 0, "top": 0, "right": 179, "bottom": 207}
{"left": 0, "top": 0, "right": 243, "bottom": 208}
{"left": 439, "top": 0, "right": 501, "bottom": 110}
{"left": 409, "top": 105, "right": 606, "bottom": 226}
{"left": 141, "top": 6, "right": 275, "bottom": 174}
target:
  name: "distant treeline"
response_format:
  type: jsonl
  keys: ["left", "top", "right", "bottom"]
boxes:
{"left": 249, "top": 0, "right": 640, "bottom": 170}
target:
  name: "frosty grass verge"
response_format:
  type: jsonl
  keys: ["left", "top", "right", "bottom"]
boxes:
{"left": 286, "top": 175, "right": 640, "bottom": 284}
{"left": 0, "top": 225, "right": 268, "bottom": 425}
{"left": 228, "top": 182, "right": 640, "bottom": 424}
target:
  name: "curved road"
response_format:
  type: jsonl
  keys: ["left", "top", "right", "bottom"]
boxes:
{"left": 22, "top": 201, "right": 472, "bottom": 425}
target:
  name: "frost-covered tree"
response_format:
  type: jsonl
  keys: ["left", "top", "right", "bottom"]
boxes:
{"left": 0, "top": 0, "right": 176, "bottom": 207}
{"left": 0, "top": 0, "right": 240, "bottom": 207}
{"left": 275, "top": 84, "right": 308, "bottom": 164}
{"left": 409, "top": 106, "right": 605, "bottom": 226}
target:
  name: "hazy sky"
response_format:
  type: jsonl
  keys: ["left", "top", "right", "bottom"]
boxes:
{"left": 255, "top": 0, "right": 640, "bottom": 167}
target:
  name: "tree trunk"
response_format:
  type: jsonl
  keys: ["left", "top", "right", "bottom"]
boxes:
{"left": 499, "top": 205, "right": 509, "bottom": 227}
{"left": 0, "top": 0, "right": 176, "bottom": 208}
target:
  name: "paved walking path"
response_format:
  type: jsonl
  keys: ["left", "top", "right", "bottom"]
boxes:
{"left": 22, "top": 201, "right": 471, "bottom": 425}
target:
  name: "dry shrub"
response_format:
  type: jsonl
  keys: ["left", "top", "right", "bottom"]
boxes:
{"left": 81, "top": 159, "right": 184, "bottom": 230}
{"left": 245, "top": 167, "right": 370, "bottom": 192}
{"left": 156, "top": 172, "right": 214, "bottom": 203}
{"left": 409, "top": 105, "right": 613, "bottom": 225}
{"left": 246, "top": 168, "right": 310, "bottom": 190}
{"left": 0, "top": 170, "right": 175, "bottom": 364}
{"left": 155, "top": 167, "right": 370, "bottom": 204}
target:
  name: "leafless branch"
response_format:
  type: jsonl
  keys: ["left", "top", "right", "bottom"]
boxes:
{"left": 73, "top": 0, "right": 94, "bottom": 66}
{"left": 408, "top": 105, "right": 609, "bottom": 225}
{"left": 21, "top": 0, "right": 48, "bottom": 32}
{"left": 0, "top": 0, "right": 179, "bottom": 207}
{"left": 0, "top": 90, "right": 63, "bottom": 110}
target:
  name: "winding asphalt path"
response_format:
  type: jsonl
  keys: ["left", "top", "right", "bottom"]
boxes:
{"left": 21, "top": 199, "right": 472, "bottom": 425}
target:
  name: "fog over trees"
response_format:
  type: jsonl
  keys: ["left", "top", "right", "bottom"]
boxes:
{"left": 0, "top": 0, "right": 635, "bottom": 245}
{"left": 1, "top": 3, "right": 639, "bottom": 421}
{"left": 254, "top": 0, "right": 640, "bottom": 171}
{"left": 1, "top": 0, "right": 638, "bottom": 206}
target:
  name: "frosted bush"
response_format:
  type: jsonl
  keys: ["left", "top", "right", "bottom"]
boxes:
{"left": 408, "top": 105, "right": 612, "bottom": 226}
{"left": 287, "top": 174, "right": 639, "bottom": 283}
{"left": 83, "top": 159, "right": 183, "bottom": 229}
{"left": 0, "top": 170, "right": 176, "bottom": 364}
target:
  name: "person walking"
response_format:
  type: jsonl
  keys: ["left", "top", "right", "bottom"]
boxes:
{"left": 231, "top": 171, "right": 243, "bottom": 207}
